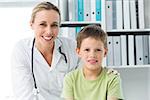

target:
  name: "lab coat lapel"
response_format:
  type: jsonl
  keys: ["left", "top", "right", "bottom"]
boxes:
{"left": 51, "top": 38, "right": 62, "bottom": 69}
{"left": 34, "top": 47, "right": 50, "bottom": 67}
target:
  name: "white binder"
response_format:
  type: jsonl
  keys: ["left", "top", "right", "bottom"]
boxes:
{"left": 68, "top": 0, "right": 76, "bottom": 21}
{"left": 143, "top": 35, "right": 149, "bottom": 64}
{"left": 59, "top": 0, "right": 68, "bottom": 21}
{"left": 84, "top": 0, "right": 91, "bottom": 21}
{"left": 107, "top": 36, "right": 114, "bottom": 66}
{"left": 123, "top": 0, "right": 130, "bottom": 29}
{"left": 90, "top": 0, "right": 96, "bottom": 21}
{"left": 116, "top": 0, "right": 123, "bottom": 29}
{"left": 113, "top": 36, "right": 121, "bottom": 66}
{"left": 106, "top": 0, "right": 113, "bottom": 30}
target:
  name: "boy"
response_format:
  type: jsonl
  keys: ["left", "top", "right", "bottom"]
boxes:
{"left": 61, "top": 25, "right": 124, "bottom": 100}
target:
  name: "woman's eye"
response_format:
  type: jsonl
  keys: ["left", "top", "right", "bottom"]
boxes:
{"left": 51, "top": 24, "right": 58, "bottom": 27}
{"left": 40, "top": 23, "right": 46, "bottom": 26}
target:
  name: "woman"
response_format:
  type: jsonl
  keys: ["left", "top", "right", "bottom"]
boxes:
{"left": 11, "top": 1, "right": 118, "bottom": 100}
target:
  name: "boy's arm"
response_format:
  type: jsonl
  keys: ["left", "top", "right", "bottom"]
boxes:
{"left": 61, "top": 73, "right": 74, "bottom": 99}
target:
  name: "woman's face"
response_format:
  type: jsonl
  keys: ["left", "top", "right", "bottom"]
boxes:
{"left": 30, "top": 9, "right": 60, "bottom": 48}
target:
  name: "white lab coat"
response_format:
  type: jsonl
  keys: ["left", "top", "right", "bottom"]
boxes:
{"left": 11, "top": 37, "right": 79, "bottom": 100}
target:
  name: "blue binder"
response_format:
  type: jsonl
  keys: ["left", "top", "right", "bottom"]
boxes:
{"left": 96, "top": 0, "right": 101, "bottom": 21}
{"left": 76, "top": 0, "right": 84, "bottom": 34}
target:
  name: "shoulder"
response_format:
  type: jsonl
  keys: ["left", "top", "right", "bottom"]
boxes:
{"left": 14, "top": 37, "right": 33, "bottom": 50}
{"left": 103, "top": 68, "right": 121, "bottom": 83}
{"left": 64, "top": 68, "right": 81, "bottom": 81}
{"left": 58, "top": 37, "right": 76, "bottom": 47}
{"left": 12, "top": 37, "right": 33, "bottom": 57}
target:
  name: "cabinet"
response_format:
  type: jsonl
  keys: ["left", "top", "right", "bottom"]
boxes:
{"left": 59, "top": 0, "right": 150, "bottom": 99}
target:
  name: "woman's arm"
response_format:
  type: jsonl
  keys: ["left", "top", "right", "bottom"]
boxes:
{"left": 11, "top": 42, "right": 34, "bottom": 100}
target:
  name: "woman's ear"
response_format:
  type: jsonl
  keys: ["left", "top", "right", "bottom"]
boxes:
{"left": 30, "top": 20, "right": 34, "bottom": 30}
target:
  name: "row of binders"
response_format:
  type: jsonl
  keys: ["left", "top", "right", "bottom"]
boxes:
{"left": 57, "top": 0, "right": 150, "bottom": 66}
{"left": 105, "top": 0, "right": 150, "bottom": 66}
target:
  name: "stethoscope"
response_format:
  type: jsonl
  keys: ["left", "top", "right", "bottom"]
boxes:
{"left": 31, "top": 38, "right": 67, "bottom": 97}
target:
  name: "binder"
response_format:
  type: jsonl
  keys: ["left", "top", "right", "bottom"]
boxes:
{"left": 128, "top": 35, "right": 135, "bottom": 65}
{"left": 106, "top": 36, "right": 114, "bottom": 66}
{"left": 116, "top": 0, "right": 123, "bottom": 29}
{"left": 96, "top": 0, "right": 101, "bottom": 21}
{"left": 120, "top": 35, "right": 127, "bottom": 65}
{"left": 59, "top": 0, "right": 68, "bottom": 21}
{"left": 68, "top": 0, "right": 76, "bottom": 21}
{"left": 135, "top": 36, "right": 144, "bottom": 65}
{"left": 113, "top": 36, "right": 121, "bottom": 66}
{"left": 101, "top": 0, "right": 106, "bottom": 30}
{"left": 90, "top": 0, "right": 96, "bottom": 21}
{"left": 112, "top": 0, "right": 116, "bottom": 29}
{"left": 84, "top": 0, "right": 91, "bottom": 21}
{"left": 77, "top": 0, "right": 84, "bottom": 21}
{"left": 123, "top": 0, "right": 130, "bottom": 29}
{"left": 143, "top": 35, "right": 149, "bottom": 64}
{"left": 76, "top": 0, "right": 84, "bottom": 34}
{"left": 138, "top": 0, "right": 145, "bottom": 29}
{"left": 106, "top": 0, "right": 113, "bottom": 30}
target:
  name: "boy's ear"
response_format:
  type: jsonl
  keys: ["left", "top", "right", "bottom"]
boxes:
{"left": 76, "top": 48, "right": 81, "bottom": 57}
{"left": 104, "top": 48, "right": 108, "bottom": 57}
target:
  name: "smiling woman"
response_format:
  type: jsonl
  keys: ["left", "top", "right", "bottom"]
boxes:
{"left": 0, "top": 6, "right": 33, "bottom": 100}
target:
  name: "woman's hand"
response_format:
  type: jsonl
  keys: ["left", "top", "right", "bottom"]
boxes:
{"left": 107, "top": 68, "right": 120, "bottom": 75}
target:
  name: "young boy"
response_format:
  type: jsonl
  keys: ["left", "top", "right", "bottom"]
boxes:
{"left": 61, "top": 25, "right": 124, "bottom": 100}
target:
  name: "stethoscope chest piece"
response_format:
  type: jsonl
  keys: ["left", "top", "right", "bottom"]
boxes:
{"left": 33, "top": 87, "right": 40, "bottom": 96}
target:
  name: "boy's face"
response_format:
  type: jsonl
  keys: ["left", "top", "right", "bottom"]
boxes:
{"left": 76, "top": 37, "right": 107, "bottom": 71}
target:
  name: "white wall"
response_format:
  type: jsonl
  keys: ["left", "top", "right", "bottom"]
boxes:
{"left": 0, "top": 7, "right": 33, "bottom": 99}
{"left": 115, "top": 67, "right": 150, "bottom": 100}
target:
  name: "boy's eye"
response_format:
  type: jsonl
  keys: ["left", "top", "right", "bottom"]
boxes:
{"left": 96, "top": 49, "right": 101, "bottom": 51}
{"left": 84, "top": 49, "right": 90, "bottom": 51}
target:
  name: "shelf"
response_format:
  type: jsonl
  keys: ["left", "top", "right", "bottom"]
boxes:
{"left": 107, "top": 28, "right": 150, "bottom": 36}
{"left": 60, "top": 21, "right": 101, "bottom": 27}
{"left": 108, "top": 64, "right": 150, "bottom": 69}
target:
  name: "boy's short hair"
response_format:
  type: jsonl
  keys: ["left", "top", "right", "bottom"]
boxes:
{"left": 76, "top": 24, "right": 108, "bottom": 48}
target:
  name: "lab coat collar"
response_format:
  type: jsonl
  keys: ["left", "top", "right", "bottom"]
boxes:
{"left": 30, "top": 37, "right": 63, "bottom": 70}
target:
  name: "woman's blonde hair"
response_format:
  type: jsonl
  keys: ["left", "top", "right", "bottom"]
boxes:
{"left": 31, "top": 1, "right": 61, "bottom": 23}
